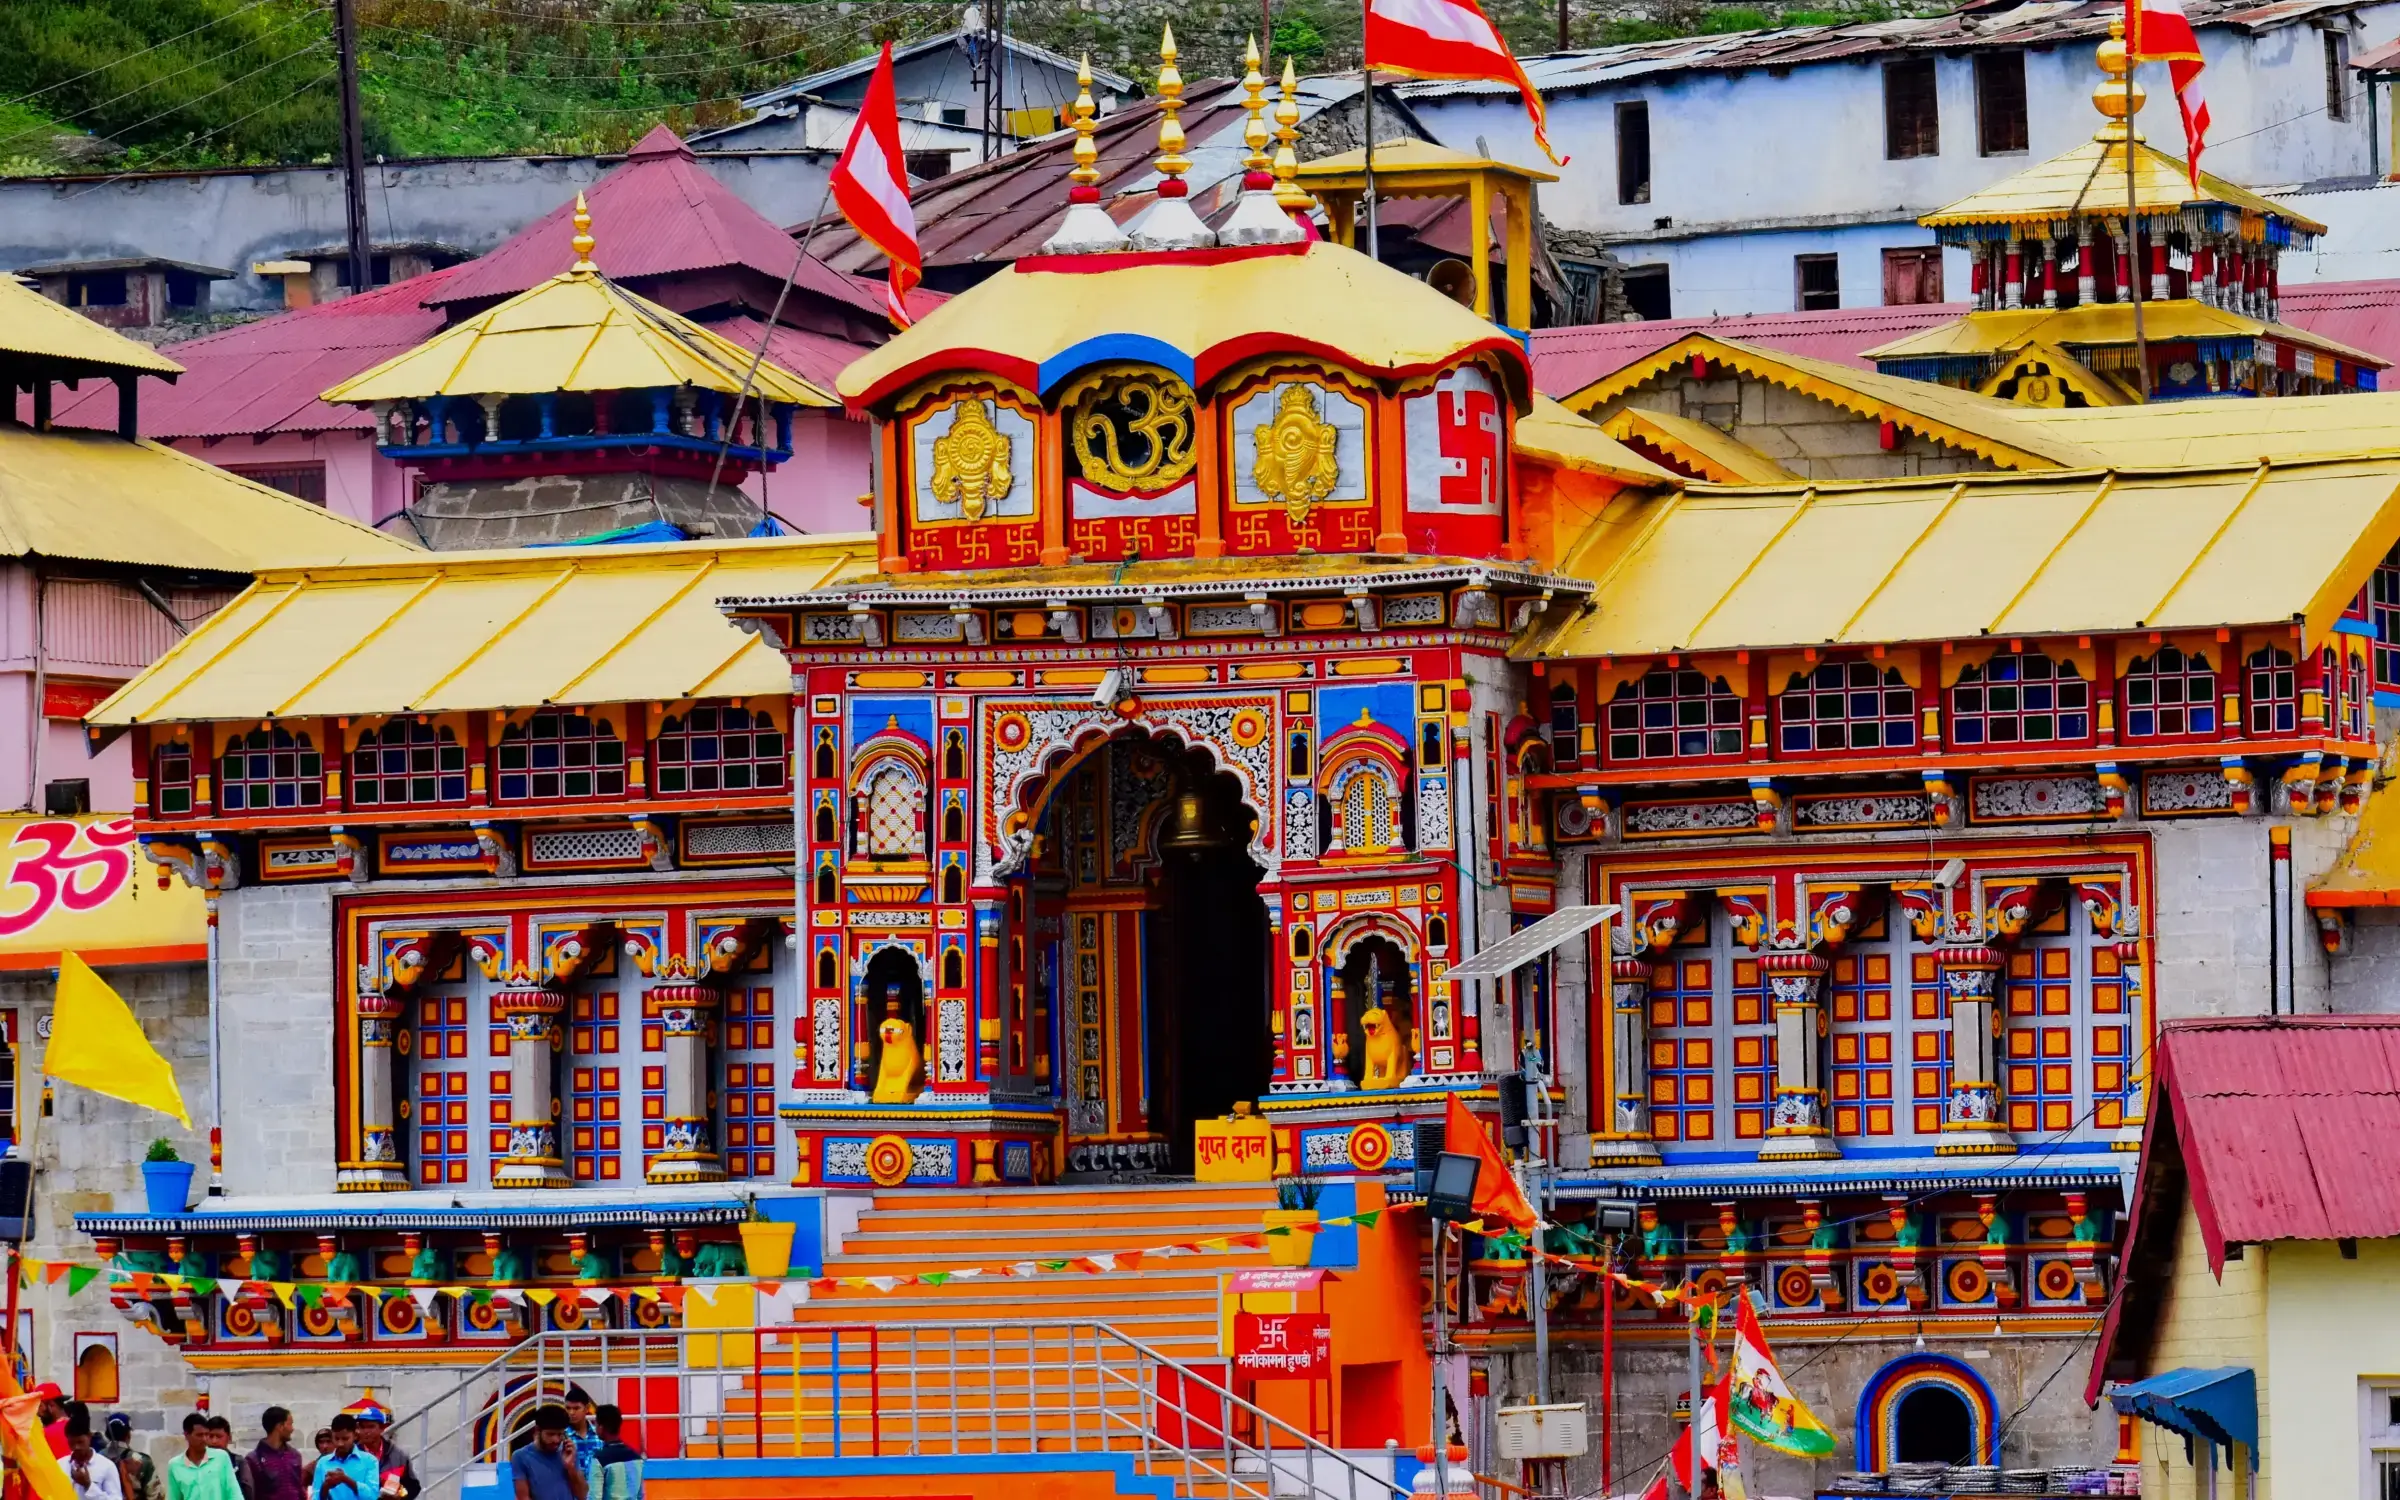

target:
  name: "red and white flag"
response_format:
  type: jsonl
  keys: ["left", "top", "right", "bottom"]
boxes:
{"left": 829, "top": 41, "right": 922, "bottom": 328}
{"left": 1364, "top": 0, "right": 1565, "bottom": 164}
{"left": 1670, "top": 1373, "right": 1732, "bottom": 1493}
{"left": 2126, "top": 0, "right": 2210, "bottom": 187}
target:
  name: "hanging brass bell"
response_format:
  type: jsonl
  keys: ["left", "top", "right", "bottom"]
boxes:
{"left": 1160, "top": 791, "right": 1224, "bottom": 853}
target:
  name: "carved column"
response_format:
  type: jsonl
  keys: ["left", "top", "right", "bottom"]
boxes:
{"left": 1936, "top": 947, "right": 2015, "bottom": 1155}
{"left": 973, "top": 897, "right": 1004, "bottom": 1084}
{"left": 1590, "top": 955, "right": 1661, "bottom": 1165}
{"left": 341, "top": 992, "right": 410, "bottom": 1191}
{"left": 1759, "top": 952, "right": 1839, "bottom": 1161}
{"left": 491, "top": 985, "right": 570, "bottom": 1188}
{"left": 647, "top": 982, "right": 725, "bottom": 1184}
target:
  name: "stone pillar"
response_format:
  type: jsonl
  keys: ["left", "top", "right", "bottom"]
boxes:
{"left": 1936, "top": 947, "right": 2015, "bottom": 1155}
{"left": 2076, "top": 224, "right": 2096, "bottom": 305}
{"left": 1590, "top": 956, "right": 1661, "bottom": 1165}
{"left": 1759, "top": 952, "right": 1839, "bottom": 1161}
{"left": 491, "top": 985, "right": 570, "bottom": 1188}
{"left": 341, "top": 993, "right": 409, "bottom": 1192}
{"left": 647, "top": 982, "right": 725, "bottom": 1184}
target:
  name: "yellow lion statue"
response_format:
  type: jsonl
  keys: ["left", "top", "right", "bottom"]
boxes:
{"left": 872, "top": 1015, "right": 924, "bottom": 1104}
{"left": 1358, "top": 1006, "right": 1411, "bottom": 1090}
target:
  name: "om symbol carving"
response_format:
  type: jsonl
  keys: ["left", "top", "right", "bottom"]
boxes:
{"left": 1250, "top": 383, "right": 1341, "bottom": 524}
{"left": 1070, "top": 374, "right": 1197, "bottom": 492}
{"left": 927, "top": 399, "right": 1014, "bottom": 522}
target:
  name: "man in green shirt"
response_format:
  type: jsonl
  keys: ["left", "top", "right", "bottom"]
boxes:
{"left": 166, "top": 1415, "right": 242, "bottom": 1500}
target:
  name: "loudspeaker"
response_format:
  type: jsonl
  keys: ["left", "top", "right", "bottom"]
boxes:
{"left": 1498, "top": 1075, "right": 1529, "bottom": 1151}
{"left": 1411, "top": 1121, "right": 1446, "bottom": 1197}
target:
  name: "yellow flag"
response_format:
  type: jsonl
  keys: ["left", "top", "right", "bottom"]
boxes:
{"left": 45, "top": 951, "right": 190, "bottom": 1127}
{"left": 0, "top": 1360, "right": 76, "bottom": 1500}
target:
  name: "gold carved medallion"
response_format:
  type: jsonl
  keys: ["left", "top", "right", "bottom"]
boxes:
{"left": 1070, "top": 373, "right": 1197, "bottom": 493}
{"left": 927, "top": 399, "right": 1014, "bottom": 521}
{"left": 1250, "top": 382, "right": 1341, "bottom": 523}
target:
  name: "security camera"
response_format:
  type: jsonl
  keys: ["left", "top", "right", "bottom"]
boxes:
{"left": 1091, "top": 668, "right": 1127, "bottom": 708}
{"left": 1934, "top": 857, "right": 1967, "bottom": 890}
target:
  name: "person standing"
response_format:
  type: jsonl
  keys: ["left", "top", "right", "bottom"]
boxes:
{"left": 298, "top": 1432, "right": 332, "bottom": 1492}
{"left": 343, "top": 1402, "right": 414, "bottom": 1500}
{"left": 35, "top": 1385, "right": 68, "bottom": 1457}
{"left": 65, "top": 1415, "right": 124, "bottom": 1500}
{"left": 166, "top": 1415, "right": 241, "bottom": 1500}
{"left": 202, "top": 1419, "right": 253, "bottom": 1500}
{"left": 589, "top": 1408, "right": 640, "bottom": 1500}
{"left": 558, "top": 1390, "right": 601, "bottom": 1489}
{"left": 307, "top": 1419, "right": 375, "bottom": 1500}
{"left": 248, "top": 1409, "right": 303, "bottom": 1500}
{"left": 103, "top": 1415, "right": 161, "bottom": 1500}
{"left": 509, "top": 1408, "right": 583, "bottom": 1500}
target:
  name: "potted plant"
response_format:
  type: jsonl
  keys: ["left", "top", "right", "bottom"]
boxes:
{"left": 141, "top": 1139, "right": 194, "bottom": 1217}
{"left": 736, "top": 1201, "right": 796, "bottom": 1279}
{"left": 1263, "top": 1177, "right": 1322, "bottom": 1268}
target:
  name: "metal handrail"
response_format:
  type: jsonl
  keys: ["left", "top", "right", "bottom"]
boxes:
{"left": 389, "top": 1316, "right": 1408, "bottom": 1500}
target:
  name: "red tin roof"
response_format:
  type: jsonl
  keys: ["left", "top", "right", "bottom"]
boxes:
{"left": 2086, "top": 1015, "right": 2400, "bottom": 1402}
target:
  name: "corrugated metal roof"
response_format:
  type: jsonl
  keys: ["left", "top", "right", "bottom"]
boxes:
{"left": 0, "top": 273, "right": 183, "bottom": 379}
{"left": 742, "top": 30, "right": 1137, "bottom": 109}
{"left": 1393, "top": 0, "right": 2370, "bottom": 102}
{"left": 89, "top": 533, "right": 875, "bottom": 725}
{"left": 1525, "top": 454, "right": 2400, "bottom": 659}
{"left": 0, "top": 426, "right": 412, "bottom": 571}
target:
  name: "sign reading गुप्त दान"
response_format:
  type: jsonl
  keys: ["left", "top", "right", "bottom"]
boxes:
{"left": 0, "top": 816, "right": 206, "bottom": 969}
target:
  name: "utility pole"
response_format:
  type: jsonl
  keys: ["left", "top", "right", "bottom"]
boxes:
{"left": 1557, "top": 0, "right": 1569, "bottom": 52}
{"left": 333, "top": 0, "right": 373, "bottom": 298}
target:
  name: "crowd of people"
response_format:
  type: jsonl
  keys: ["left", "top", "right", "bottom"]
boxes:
{"left": 35, "top": 1385, "right": 641, "bottom": 1500}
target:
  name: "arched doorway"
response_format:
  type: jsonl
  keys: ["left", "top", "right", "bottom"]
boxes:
{"left": 1894, "top": 1384, "right": 1975, "bottom": 1464}
{"left": 1335, "top": 933, "right": 1415, "bottom": 1088}
{"left": 860, "top": 945, "right": 927, "bottom": 1094}
{"left": 1145, "top": 752, "right": 1271, "bottom": 1167}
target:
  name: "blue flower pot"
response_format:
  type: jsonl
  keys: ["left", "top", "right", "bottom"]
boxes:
{"left": 141, "top": 1159, "right": 194, "bottom": 1216}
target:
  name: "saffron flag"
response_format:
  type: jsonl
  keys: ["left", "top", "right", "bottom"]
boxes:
{"left": 0, "top": 1362, "right": 74, "bottom": 1500}
{"left": 1364, "top": 0, "right": 1565, "bottom": 165}
{"left": 2125, "top": 0, "right": 2209, "bottom": 186}
{"left": 829, "top": 41, "right": 922, "bottom": 328}
{"left": 1730, "top": 1294, "right": 1837, "bottom": 1456}
{"left": 1440, "top": 1091, "right": 1538, "bottom": 1234}
{"left": 44, "top": 950, "right": 190, "bottom": 1127}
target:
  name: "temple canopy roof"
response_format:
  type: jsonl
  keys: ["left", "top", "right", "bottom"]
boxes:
{"left": 0, "top": 273, "right": 182, "bottom": 383}
{"left": 2015, "top": 390, "right": 2400, "bottom": 465}
{"left": 1526, "top": 455, "right": 2400, "bottom": 660}
{"left": 321, "top": 199, "right": 834, "bottom": 409}
{"left": 87, "top": 534, "right": 873, "bottom": 726}
{"left": 1863, "top": 300, "right": 2382, "bottom": 367}
{"left": 835, "top": 239, "right": 1535, "bottom": 411}
{"left": 1919, "top": 135, "right": 2325, "bottom": 241}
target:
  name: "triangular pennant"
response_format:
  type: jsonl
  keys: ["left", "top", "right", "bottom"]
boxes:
{"left": 39, "top": 1263, "right": 69, "bottom": 1287}
{"left": 810, "top": 1278, "right": 837, "bottom": 1294}
{"left": 865, "top": 1276, "right": 899, "bottom": 1293}
{"left": 65, "top": 1267, "right": 96, "bottom": 1297}
{"left": 439, "top": 1286, "right": 470, "bottom": 1301}
{"left": 755, "top": 1280, "right": 782, "bottom": 1297}
{"left": 219, "top": 1280, "right": 249, "bottom": 1306}
{"left": 160, "top": 1275, "right": 187, "bottom": 1293}
{"left": 1231, "top": 1234, "right": 1266, "bottom": 1250}
{"left": 1038, "top": 1258, "right": 1070, "bottom": 1272}
{"left": 949, "top": 1267, "right": 982, "bottom": 1280}
{"left": 687, "top": 1283, "right": 718, "bottom": 1305}
{"left": 410, "top": 1288, "right": 440, "bottom": 1314}
{"left": 1086, "top": 1254, "right": 1117, "bottom": 1272}
{"left": 1354, "top": 1209, "right": 1382, "bottom": 1229}
{"left": 525, "top": 1289, "right": 557, "bottom": 1308}
{"left": 186, "top": 1277, "right": 219, "bottom": 1299}
{"left": 268, "top": 1282, "right": 296, "bottom": 1307}
{"left": 1198, "top": 1237, "right": 1232, "bottom": 1253}
{"left": 294, "top": 1285, "right": 323, "bottom": 1308}
{"left": 920, "top": 1271, "right": 951, "bottom": 1286}
{"left": 656, "top": 1286, "right": 686, "bottom": 1310}
{"left": 1008, "top": 1262, "right": 1038, "bottom": 1278}
{"left": 125, "top": 1273, "right": 155, "bottom": 1298}
{"left": 629, "top": 1286, "right": 660, "bottom": 1303}
{"left": 1118, "top": 1251, "right": 1143, "bottom": 1272}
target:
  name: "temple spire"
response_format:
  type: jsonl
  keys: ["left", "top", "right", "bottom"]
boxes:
{"left": 2093, "top": 19, "right": 2147, "bottom": 143}
{"left": 1039, "top": 53, "right": 1131, "bottom": 254}
{"left": 1220, "top": 37, "right": 1307, "bottom": 246}
{"left": 1130, "top": 25, "right": 1218, "bottom": 251}
{"left": 569, "top": 193, "right": 597, "bottom": 273}
{"left": 1273, "top": 57, "right": 1311, "bottom": 212}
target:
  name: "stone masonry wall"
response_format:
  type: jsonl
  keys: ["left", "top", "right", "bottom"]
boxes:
{"left": 1621, "top": 378, "right": 1989, "bottom": 480}
{"left": 215, "top": 883, "right": 338, "bottom": 1199}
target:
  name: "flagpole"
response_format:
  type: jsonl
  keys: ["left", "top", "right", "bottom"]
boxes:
{"left": 1682, "top": 1298, "right": 1701, "bottom": 1500}
{"left": 2125, "top": 22, "right": 2151, "bottom": 399}
{"left": 1362, "top": 61, "right": 1380, "bottom": 261}
{"left": 702, "top": 169, "right": 839, "bottom": 519}
{"left": 1429, "top": 1222, "right": 1451, "bottom": 1500}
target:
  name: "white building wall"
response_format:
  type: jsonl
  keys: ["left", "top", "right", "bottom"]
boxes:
{"left": 1603, "top": 223, "right": 1974, "bottom": 318}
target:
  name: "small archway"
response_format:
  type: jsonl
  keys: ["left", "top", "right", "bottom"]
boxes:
{"left": 860, "top": 945, "right": 927, "bottom": 1090}
{"left": 1894, "top": 1384, "right": 1975, "bottom": 1464}
{"left": 1858, "top": 1354, "right": 1999, "bottom": 1471}
{"left": 1336, "top": 933, "right": 1415, "bottom": 1088}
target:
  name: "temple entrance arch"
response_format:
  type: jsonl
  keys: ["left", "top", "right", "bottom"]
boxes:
{"left": 1332, "top": 931, "right": 1416, "bottom": 1089}
{"left": 858, "top": 943, "right": 927, "bottom": 1099}
{"left": 1013, "top": 728, "right": 1272, "bottom": 1176}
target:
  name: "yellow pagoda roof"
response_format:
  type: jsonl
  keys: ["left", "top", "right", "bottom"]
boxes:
{"left": 836, "top": 239, "right": 1533, "bottom": 411}
{"left": 0, "top": 425, "right": 408, "bottom": 573}
{"left": 1919, "top": 133, "right": 2324, "bottom": 237}
{"left": 1560, "top": 333, "right": 2096, "bottom": 470}
{"left": 1864, "top": 301, "right": 2384, "bottom": 368}
{"left": 2014, "top": 392, "right": 2400, "bottom": 466}
{"left": 320, "top": 203, "right": 834, "bottom": 409}
{"left": 2310, "top": 788, "right": 2400, "bottom": 907}
{"left": 0, "top": 274, "right": 183, "bottom": 379}
{"left": 1526, "top": 454, "right": 2400, "bottom": 661}
{"left": 89, "top": 534, "right": 874, "bottom": 726}
{"left": 1511, "top": 396, "right": 1678, "bottom": 485}
{"left": 1294, "top": 136, "right": 1559, "bottom": 185}
{"left": 1597, "top": 406, "right": 1796, "bottom": 485}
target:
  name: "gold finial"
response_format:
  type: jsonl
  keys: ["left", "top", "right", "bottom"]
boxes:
{"left": 570, "top": 192, "right": 597, "bottom": 272}
{"left": 1069, "top": 54, "right": 1102, "bottom": 199}
{"left": 1154, "top": 25, "right": 1191, "bottom": 190}
{"left": 1272, "top": 56, "right": 1309, "bottom": 210}
{"left": 2092, "top": 18, "right": 2146, "bottom": 142}
{"left": 1241, "top": 38, "right": 1271, "bottom": 179}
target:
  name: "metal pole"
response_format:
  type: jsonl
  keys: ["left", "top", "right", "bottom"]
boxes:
{"left": 333, "top": 0, "right": 373, "bottom": 298}
{"left": 1600, "top": 1232, "right": 1616, "bottom": 1494}
{"left": 207, "top": 900, "right": 223, "bottom": 1194}
{"left": 1523, "top": 1044, "right": 1550, "bottom": 1406}
{"left": 2125, "top": 35, "right": 2150, "bottom": 398}
{"left": 1430, "top": 1222, "right": 1451, "bottom": 1500}
{"left": 1361, "top": 13, "right": 1380, "bottom": 263}
{"left": 1682, "top": 1300, "right": 1702, "bottom": 1500}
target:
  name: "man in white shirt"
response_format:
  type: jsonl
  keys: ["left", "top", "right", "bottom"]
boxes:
{"left": 67, "top": 1413, "right": 126, "bottom": 1500}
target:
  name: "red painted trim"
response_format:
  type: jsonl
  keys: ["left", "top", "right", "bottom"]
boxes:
{"left": 1016, "top": 242, "right": 1311, "bottom": 274}
{"left": 847, "top": 351, "right": 1045, "bottom": 414}
{"left": 1535, "top": 734, "right": 2373, "bottom": 790}
{"left": 0, "top": 943, "right": 208, "bottom": 971}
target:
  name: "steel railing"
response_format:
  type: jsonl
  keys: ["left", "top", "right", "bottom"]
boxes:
{"left": 386, "top": 1316, "right": 1410, "bottom": 1500}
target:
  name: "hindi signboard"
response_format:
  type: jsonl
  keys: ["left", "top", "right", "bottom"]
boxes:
{"left": 1232, "top": 1312, "right": 1331, "bottom": 1379}
{"left": 1193, "top": 1114, "right": 1274, "bottom": 1182}
{"left": 0, "top": 816, "right": 207, "bottom": 969}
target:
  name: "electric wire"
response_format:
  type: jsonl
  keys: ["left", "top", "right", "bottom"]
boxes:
{"left": 0, "top": 0, "right": 292, "bottom": 109}
{"left": 0, "top": 8, "right": 327, "bottom": 155}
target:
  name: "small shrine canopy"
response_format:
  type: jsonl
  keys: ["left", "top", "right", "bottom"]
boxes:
{"left": 1919, "top": 136, "right": 2325, "bottom": 244}
{"left": 321, "top": 201, "right": 833, "bottom": 409}
{"left": 834, "top": 240, "right": 1534, "bottom": 411}
{"left": 2015, "top": 390, "right": 2400, "bottom": 466}
{"left": 87, "top": 534, "right": 873, "bottom": 726}
{"left": 1525, "top": 454, "right": 2400, "bottom": 659}
{"left": 0, "top": 273, "right": 183, "bottom": 382}
{"left": 1863, "top": 300, "right": 2382, "bottom": 370}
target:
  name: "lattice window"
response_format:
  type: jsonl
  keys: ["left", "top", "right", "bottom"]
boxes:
{"left": 152, "top": 743, "right": 194, "bottom": 816}
{"left": 1339, "top": 765, "right": 1400, "bottom": 852}
{"left": 350, "top": 721, "right": 467, "bottom": 807}
{"left": 496, "top": 713, "right": 626, "bottom": 801}
{"left": 567, "top": 991, "right": 626, "bottom": 1183}
{"left": 2374, "top": 546, "right": 2400, "bottom": 691}
{"left": 2246, "top": 647, "right": 2297, "bottom": 734}
{"left": 2004, "top": 941, "right": 2080, "bottom": 1135}
{"left": 1548, "top": 684, "right": 1580, "bottom": 770}
{"left": 2120, "top": 649, "right": 2217, "bottom": 738}
{"left": 720, "top": 985, "right": 778, "bottom": 1179}
{"left": 1605, "top": 667, "right": 1743, "bottom": 762}
{"left": 861, "top": 763, "right": 926, "bottom": 858}
{"left": 1910, "top": 950, "right": 1951, "bottom": 1136}
{"left": 217, "top": 728, "right": 324, "bottom": 812}
{"left": 2329, "top": 646, "right": 2369, "bottom": 741}
{"left": 654, "top": 702, "right": 788, "bottom": 796}
{"left": 2091, "top": 945, "right": 2132, "bottom": 1130}
{"left": 413, "top": 990, "right": 476, "bottom": 1187}
{"left": 1645, "top": 920, "right": 1773, "bottom": 1144}
{"left": 1828, "top": 944, "right": 1897, "bottom": 1137}
{"left": 1777, "top": 661, "right": 1915, "bottom": 752}
{"left": 1948, "top": 653, "right": 2088, "bottom": 745}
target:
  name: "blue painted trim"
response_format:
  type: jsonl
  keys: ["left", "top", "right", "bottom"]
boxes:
{"left": 2334, "top": 618, "right": 2377, "bottom": 637}
{"left": 2373, "top": 689, "right": 2400, "bottom": 708}
{"left": 1036, "top": 335, "right": 1195, "bottom": 396}
{"left": 1857, "top": 1352, "right": 1999, "bottom": 1469}
{"left": 648, "top": 1453, "right": 1176, "bottom": 1498}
